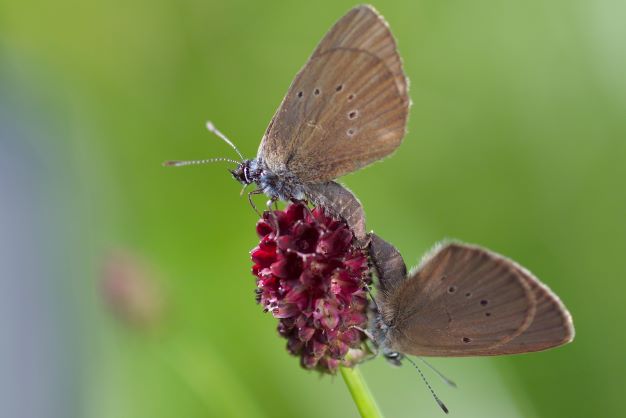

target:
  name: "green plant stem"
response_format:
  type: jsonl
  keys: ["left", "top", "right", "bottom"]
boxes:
{"left": 340, "top": 366, "right": 385, "bottom": 418}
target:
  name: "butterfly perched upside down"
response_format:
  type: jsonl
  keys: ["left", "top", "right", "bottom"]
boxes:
{"left": 368, "top": 234, "right": 575, "bottom": 362}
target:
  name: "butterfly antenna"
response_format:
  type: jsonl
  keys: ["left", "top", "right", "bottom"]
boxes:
{"left": 418, "top": 357, "right": 457, "bottom": 388}
{"left": 405, "top": 356, "right": 449, "bottom": 414}
{"left": 162, "top": 157, "right": 240, "bottom": 167}
{"left": 206, "top": 121, "right": 244, "bottom": 160}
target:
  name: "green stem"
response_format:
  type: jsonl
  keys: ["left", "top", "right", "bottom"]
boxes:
{"left": 340, "top": 366, "right": 385, "bottom": 418}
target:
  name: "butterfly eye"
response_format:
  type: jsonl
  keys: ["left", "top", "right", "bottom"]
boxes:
{"left": 314, "top": 88, "right": 320, "bottom": 96}
{"left": 480, "top": 299, "right": 489, "bottom": 306}
{"left": 335, "top": 84, "right": 344, "bottom": 92}
{"left": 348, "top": 110, "right": 358, "bottom": 120}
{"left": 447, "top": 286, "right": 457, "bottom": 293}
{"left": 348, "top": 93, "right": 355, "bottom": 101}
{"left": 347, "top": 128, "right": 356, "bottom": 137}
{"left": 297, "top": 91, "right": 303, "bottom": 98}
{"left": 462, "top": 337, "right": 472, "bottom": 343}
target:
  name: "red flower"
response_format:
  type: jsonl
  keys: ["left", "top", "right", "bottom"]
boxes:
{"left": 250, "top": 202, "right": 370, "bottom": 373}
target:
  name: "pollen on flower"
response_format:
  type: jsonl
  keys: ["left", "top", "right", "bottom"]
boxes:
{"left": 250, "top": 202, "right": 371, "bottom": 373}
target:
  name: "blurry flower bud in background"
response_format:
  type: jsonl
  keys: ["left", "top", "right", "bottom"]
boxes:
{"left": 100, "top": 250, "right": 166, "bottom": 332}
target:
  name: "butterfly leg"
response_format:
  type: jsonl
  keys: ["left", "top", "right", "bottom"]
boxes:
{"left": 247, "top": 189, "right": 264, "bottom": 217}
{"left": 349, "top": 325, "right": 379, "bottom": 361}
{"left": 290, "top": 198, "right": 321, "bottom": 227}
{"left": 265, "top": 196, "right": 280, "bottom": 236}
{"left": 350, "top": 325, "right": 376, "bottom": 342}
{"left": 362, "top": 280, "right": 381, "bottom": 313}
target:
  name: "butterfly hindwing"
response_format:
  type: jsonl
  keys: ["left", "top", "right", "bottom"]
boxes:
{"left": 378, "top": 243, "right": 572, "bottom": 357}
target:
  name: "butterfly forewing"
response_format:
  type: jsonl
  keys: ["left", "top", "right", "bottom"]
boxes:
{"left": 384, "top": 243, "right": 538, "bottom": 356}
{"left": 259, "top": 5, "right": 409, "bottom": 183}
{"left": 310, "top": 5, "right": 408, "bottom": 97}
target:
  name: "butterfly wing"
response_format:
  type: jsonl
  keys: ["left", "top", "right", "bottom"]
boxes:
{"left": 258, "top": 5, "right": 409, "bottom": 183}
{"left": 380, "top": 243, "right": 573, "bottom": 357}
{"left": 493, "top": 268, "right": 574, "bottom": 354}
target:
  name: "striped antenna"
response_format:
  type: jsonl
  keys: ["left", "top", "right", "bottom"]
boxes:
{"left": 405, "top": 356, "right": 449, "bottom": 414}
{"left": 162, "top": 157, "right": 240, "bottom": 167}
{"left": 418, "top": 357, "right": 457, "bottom": 388}
{"left": 206, "top": 121, "right": 244, "bottom": 160}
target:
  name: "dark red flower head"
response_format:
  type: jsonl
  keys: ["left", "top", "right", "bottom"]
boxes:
{"left": 251, "top": 202, "right": 371, "bottom": 373}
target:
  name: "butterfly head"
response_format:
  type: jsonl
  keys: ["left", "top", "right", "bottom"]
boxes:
{"left": 383, "top": 349, "right": 404, "bottom": 366}
{"left": 230, "top": 159, "right": 255, "bottom": 185}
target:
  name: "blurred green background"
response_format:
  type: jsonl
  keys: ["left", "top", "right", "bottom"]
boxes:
{"left": 1, "top": 0, "right": 624, "bottom": 417}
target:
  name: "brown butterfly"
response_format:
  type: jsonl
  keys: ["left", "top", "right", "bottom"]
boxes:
{"left": 368, "top": 234, "right": 575, "bottom": 412}
{"left": 164, "top": 5, "right": 409, "bottom": 244}
{"left": 369, "top": 234, "right": 574, "bottom": 358}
